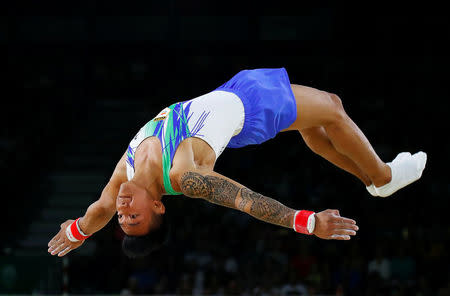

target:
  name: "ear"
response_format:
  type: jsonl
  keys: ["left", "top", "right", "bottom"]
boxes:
{"left": 153, "top": 200, "right": 166, "bottom": 214}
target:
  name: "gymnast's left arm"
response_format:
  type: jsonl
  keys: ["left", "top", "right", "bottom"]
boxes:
{"left": 174, "top": 170, "right": 295, "bottom": 228}
{"left": 48, "top": 153, "right": 127, "bottom": 257}
{"left": 172, "top": 169, "right": 359, "bottom": 240}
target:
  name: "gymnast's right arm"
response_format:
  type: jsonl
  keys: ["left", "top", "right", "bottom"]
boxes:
{"left": 47, "top": 153, "right": 127, "bottom": 257}
{"left": 174, "top": 169, "right": 359, "bottom": 241}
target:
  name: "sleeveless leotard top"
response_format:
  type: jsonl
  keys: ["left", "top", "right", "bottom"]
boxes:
{"left": 126, "top": 101, "right": 195, "bottom": 195}
{"left": 125, "top": 90, "right": 246, "bottom": 195}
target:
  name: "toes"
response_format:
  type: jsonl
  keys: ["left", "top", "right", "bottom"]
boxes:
{"left": 395, "top": 152, "right": 411, "bottom": 162}
{"left": 413, "top": 151, "right": 427, "bottom": 172}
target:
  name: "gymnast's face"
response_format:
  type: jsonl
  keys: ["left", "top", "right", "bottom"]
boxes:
{"left": 116, "top": 181, "right": 165, "bottom": 236}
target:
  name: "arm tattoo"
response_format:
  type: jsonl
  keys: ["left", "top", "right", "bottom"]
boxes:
{"left": 240, "top": 188, "right": 294, "bottom": 228}
{"left": 180, "top": 172, "right": 295, "bottom": 229}
{"left": 180, "top": 172, "right": 239, "bottom": 208}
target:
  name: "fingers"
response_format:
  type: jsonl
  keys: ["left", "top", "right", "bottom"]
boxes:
{"left": 330, "top": 216, "right": 357, "bottom": 225}
{"left": 48, "top": 240, "right": 76, "bottom": 257}
{"left": 330, "top": 209, "right": 340, "bottom": 216}
{"left": 315, "top": 209, "right": 359, "bottom": 241}
{"left": 48, "top": 220, "right": 77, "bottom": 256}
{"left": 329, "top": 211, "right": 356, "bottom": 224}
{"left": 332, "top": 228, "right": 357, "bottom": 236}
{"left": 334, "top": 222, "right": 359, "bottom": 231}
{"left": 329, "top": 223, "right": 359, "bottom": 240}
{"left": 50, "top": 243, "right": 73, "bottom": 257}
{"left": 48, "top": 233, "right": 61, "bottom": 248}
{"left": 330, "top": 234, "right": 351, "bottom": 240}
{"left": 49, "top": 241, "right": 68, "bottom": 255}
{"left": 326, "top": 209, "right": 356, "bottom": 224}
{"left": 57, "top": 246, "right": 73, "bottom": 257}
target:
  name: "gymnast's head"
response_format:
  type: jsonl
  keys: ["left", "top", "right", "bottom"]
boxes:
{"left": 116, "top": 181, "right": 169, "bottom": 258}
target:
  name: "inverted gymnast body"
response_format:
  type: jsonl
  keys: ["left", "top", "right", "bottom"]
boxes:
{"left": 48, "top": 68, "right": 427, "bottom": 258}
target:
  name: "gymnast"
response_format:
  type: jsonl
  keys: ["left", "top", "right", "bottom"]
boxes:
{"left": 48, "top": 68, "right": 427, "bottom": 258}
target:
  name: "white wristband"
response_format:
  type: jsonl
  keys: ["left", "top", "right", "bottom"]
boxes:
{"left": 76, "top": 218, "right": 88, "bottom": 237}
{"left": 306, "top": 214, "right": 316, "bottom": 234}
{"left": 66, "top": 225, "right": 80, "bottom": 242}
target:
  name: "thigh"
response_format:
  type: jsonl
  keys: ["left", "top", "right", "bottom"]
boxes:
{"left": 284, "top": 84, "right": 338, "bottom": 131}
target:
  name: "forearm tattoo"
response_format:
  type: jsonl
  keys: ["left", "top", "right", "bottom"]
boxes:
{"left": 180, "top": 172, "right": 295, "bottom": 228}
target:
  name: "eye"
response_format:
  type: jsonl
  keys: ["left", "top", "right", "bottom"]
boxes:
{"left": 130, "top": 214, "right": 137, "bottom": 219}
{"left": 118, "top": 214, "right": 123, "bottom": 219}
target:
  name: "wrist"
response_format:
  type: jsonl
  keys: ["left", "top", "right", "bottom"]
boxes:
{"left": 65, "top": 218, "right": 91, "bottom": 242}
{"left": 293, "top": 210, "right": 316, "bottom": 235}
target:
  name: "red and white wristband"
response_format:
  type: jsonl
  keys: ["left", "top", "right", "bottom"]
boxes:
{"left": 293, "top": 210, "right": 316, "bottom": 235}
{"left": 65, "top": 218, "right": 91, "bottom": 242}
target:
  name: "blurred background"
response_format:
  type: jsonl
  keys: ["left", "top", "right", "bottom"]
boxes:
{"left": 2, "top": 2, "right": 450, "bottom": 295}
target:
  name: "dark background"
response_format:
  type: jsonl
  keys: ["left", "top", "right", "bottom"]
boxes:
{"left": 2, "top": 2, "right": 450, "bottom": 295}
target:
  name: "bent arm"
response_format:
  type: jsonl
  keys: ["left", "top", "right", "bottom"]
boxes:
{"left": 177, "top": 170, "right": 296, "bottom": 229}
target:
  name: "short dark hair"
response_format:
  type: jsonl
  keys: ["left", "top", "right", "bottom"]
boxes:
{"left": 122, "top": 214, "right": 170, "bottom": 258}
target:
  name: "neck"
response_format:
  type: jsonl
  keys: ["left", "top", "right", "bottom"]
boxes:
{"left": 133, "top": 138, "right": 164, "bottom": 199}
{"left": 133, "top": 171, "right": 164, "bottom": 200}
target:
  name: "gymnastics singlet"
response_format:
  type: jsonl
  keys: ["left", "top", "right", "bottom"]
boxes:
{"left": 125, "top": 91, "right": 245, "bottom": 195}
{"left": 126, "top": 68, "right": 297, "bottom": 195}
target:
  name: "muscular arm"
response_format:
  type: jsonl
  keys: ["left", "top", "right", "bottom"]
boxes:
{"left": 48, "top": 153, "right": 127, "bottom": 256}
{"left": 77, "top": 180, "right": 120, "bottom": 235}
{"left": 78, "top": 153, "right": 127, "bottom": 235}
{"left": 179, "top": 171, "right": 296, "bottom": 229}
{"left": 176, "top": 169, "right": 358, "bottom": 240}
{"left": 170, "top": 140, "right": 359, "bottom": 240}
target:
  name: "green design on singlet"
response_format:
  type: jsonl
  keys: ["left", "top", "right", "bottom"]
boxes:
{"left": 140, "top": 102, "right": 192, "bottom": 195}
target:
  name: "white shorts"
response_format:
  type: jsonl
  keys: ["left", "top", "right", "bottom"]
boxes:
{"left": 185, "top": 90, "right": 244, "bottom": 159}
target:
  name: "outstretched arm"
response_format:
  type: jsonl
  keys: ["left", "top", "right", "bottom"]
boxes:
{"left": 174, "top": 170, "right": 358, "bottom": 240}
{"left": 180, "top": 171, "right": 295, "bottom": 228}
{"left": 48, "top": 153, "right": 127, "bottom": 257}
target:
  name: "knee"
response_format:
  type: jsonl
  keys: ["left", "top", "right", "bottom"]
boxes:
{"left": 324, "top": 92, "right": 347, "bottom": 125}
{"left": 328, "top": 93, "right": 343, "bottom": 109}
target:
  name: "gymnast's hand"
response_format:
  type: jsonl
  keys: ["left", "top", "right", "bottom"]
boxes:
{"left": 48, "top": 220, "right": 85, "bottom": 257}
{"left": 313, "top": 209, "right": 359, "bottom": 240}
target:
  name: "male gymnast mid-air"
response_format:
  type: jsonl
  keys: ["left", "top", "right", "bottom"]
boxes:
{"left": 48, "top": 68, "right": 427, "bottom": 258}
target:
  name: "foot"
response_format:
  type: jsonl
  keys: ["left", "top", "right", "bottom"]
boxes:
{"left": 366, "top": 184, "right": 378, "bottom": 196}
{"left": 374, "top": 151, "right": 427, "bottom": 197}
{"left": 366, "top": 152, "right": 412, "bottom": 196}
{"left": 392, "top": 152, "right": 412, "bottom": 162}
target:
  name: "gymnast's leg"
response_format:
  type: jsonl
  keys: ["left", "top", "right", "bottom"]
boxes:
{"left": 285, "top": 84, "right": 427, "bottom": 197}
{"left": 300, "top": 126, "right": 372, "bottom": 186}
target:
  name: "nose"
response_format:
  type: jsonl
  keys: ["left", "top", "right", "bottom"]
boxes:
{"left": 117, "top": 197, "right": 130, "bottom": 209}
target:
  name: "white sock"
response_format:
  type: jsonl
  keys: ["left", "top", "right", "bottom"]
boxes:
{"left": 366, "top": 184, "right": 378, "bottom": 196}
{"left": 366, "top": 152, "right": 410, "bottom": 196}
{"left": 392, "top": 152, "right": 412, "bottom": 162}
{"left": 375, "top": 151, "right": 427, "bottom": 197}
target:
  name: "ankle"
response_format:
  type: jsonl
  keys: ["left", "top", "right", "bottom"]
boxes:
{"left": 362, "top": 178, "right": 372, "bottom": 187}
{"left": 372, "top": 164, "right": 392, "bottom": 187}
